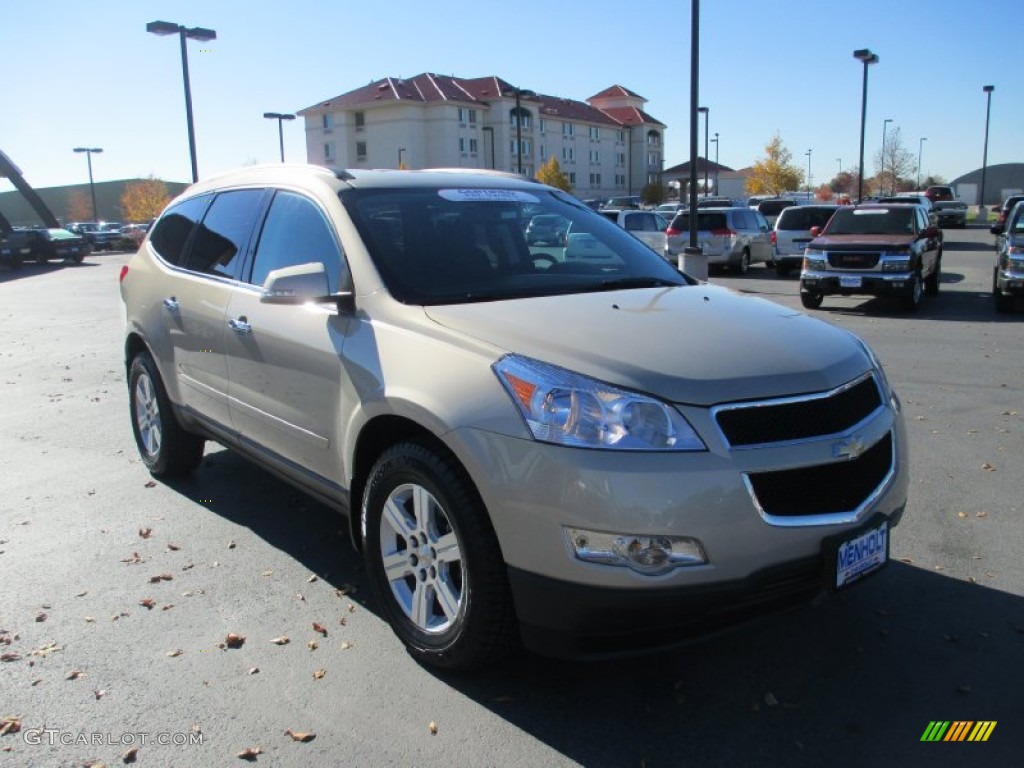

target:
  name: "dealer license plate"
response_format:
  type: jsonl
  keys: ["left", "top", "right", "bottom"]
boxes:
{"left": 839, "top": 275, "right": 862, "bottom": 288}
{"left": 834, "top": 520, "right": 888, "bottom": 589}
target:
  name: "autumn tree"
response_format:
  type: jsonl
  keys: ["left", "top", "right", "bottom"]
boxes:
{"left": 814, "top": 184, "right": 834, "bottom": 202}
{"left": 745, "top": 134, "right": 803, "bottom": 196}
{"left": 640, "top": 182, "right": 664, "bottom": 205}
{"left": 536, "top": 156, "right": 571, "bottom": 192}
{"left": 121, "top": 177, "right": 170, "bottom": 222}
{"left": 873, "top": 126, "right": 915, "bottom": 195}
{"left": 66, "top": 190, "right": 93, "bottom": 221}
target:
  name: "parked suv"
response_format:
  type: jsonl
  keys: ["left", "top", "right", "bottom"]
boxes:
{"left": 665, "top": 207, "right": 773, "bottom": 272}
{"left": 120, "top": 165, "right": 907, "bottom": 669}
{"left": 996, "top": 194, "right": 1024, "bottom": 229}
{"left": 924, "top": 185, "right": 955, "bottom": 204}
{"left": 755, "top": 198, "right": 799, "bottom": 228}
{"left": 772, "top": 204, "right": 840, "bottom": 276}
{"left": 990, "top": 200, "right": 1024, "bottom": 313}
{"left": 800, "top": 204, "right": 942, "bottom": 311}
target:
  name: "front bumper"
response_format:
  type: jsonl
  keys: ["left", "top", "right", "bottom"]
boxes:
{"left": 800, "top": 270, "right": 915, "bottom": 297}
{"left": 996, "top": 270, "right": 1024, "bottom": 296}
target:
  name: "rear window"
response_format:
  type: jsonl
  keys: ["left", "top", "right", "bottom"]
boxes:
{"left": 777, "top": 207, "right": 837, "bottom": 231}
{"left": 696, "top": 213, "right": 727, "bottom": 231}
{"left": 758, "top": 200, "right": 797, "bottom": 217}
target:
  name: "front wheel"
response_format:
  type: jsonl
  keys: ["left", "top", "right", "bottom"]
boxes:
{"left": 128, "top": 352, "right": 205, "bottom": 476}
{"left": 362, "top": 442, "right": 517, "bottom": 671}
{"left": 900, "top": 270, "right": 923, "bottom": 312}
{"left": 993, "top": 267, "right": 1013, "bottom": 313}
{"left": 925, "top": 258, "right": 941, "bottom": 296}
{"left": 800, "top": 290, "right": 823, "bottom": 309}
{"left": 734, "top": 249, "right": 751, "bottom": 275}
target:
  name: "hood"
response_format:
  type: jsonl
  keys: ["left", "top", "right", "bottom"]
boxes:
{"left": 425, "top": 285, "right": 870, "bottom": 406}
{"left": 810, "top": 234, "right": 914, "bottom": 250}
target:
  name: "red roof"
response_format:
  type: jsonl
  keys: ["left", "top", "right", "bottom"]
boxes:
{"left": 588, "top": 84, "right": 645, "bottom": 101}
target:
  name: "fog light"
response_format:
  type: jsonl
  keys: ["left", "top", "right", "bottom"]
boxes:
{"left": 567, "top": 527, "right": 707, "bottom": 575}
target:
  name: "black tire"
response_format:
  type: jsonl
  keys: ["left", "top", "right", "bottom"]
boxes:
{"left": 128, "top": 352, "right": 204, "bottom": 477}
{"left": 925, "top": 257, "right": 941, "bottom": 297}
{"left": 993, "top": 267, "right": 1013, "bottom": 313}
{"left": 734, "top": 249, "right": 751, "bottom": 275}
{"left": 34, "top": 250, "right": 48, "bottom": 264}
{"left": 900, "top": 270, "right": 923, "bottom": 312}
{"left": 775, "top": 263, "right": 791, "bottom": 278}
{"left": 362, "top": 442, "right": 518, "bottom": 671}
{"left": 9, "top": 254, "right": 23, "bottom": 270}
{"left": 800, "top": 291, "right": 823, "bottom": 309}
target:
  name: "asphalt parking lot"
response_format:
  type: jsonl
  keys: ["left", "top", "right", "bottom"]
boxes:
{"left": 1, "top": 229, "right": 1021, "bottom": 768}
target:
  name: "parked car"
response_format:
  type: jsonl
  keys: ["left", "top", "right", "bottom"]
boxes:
{"left": 800, "top": 204, "right": 942, "bottom": 312}
{"left": 996, "top": 194, "right": 1024, "bottom": 229}
{"left": 932, "top": 200, "right": 968, "bottom": 229}
{"left": 0, "top": 227, "right": 34, "bottom": 269}
{"left": 990, "top": 200, "right": 1024, "bottom": 313}
{"left": 598, "top": 209, "right": 668, "bottom": 254}
{"left": 602, "top": 195, "right": 641, "bottom": 210}
{"left": 874, "top": 196, "right": 939, "bottom": 231}
{"left": 755, "top": 198, "right": 800, "bottom": 228}
{"left": 25, "top": 227, "right": 91, "bottom": 264}
{"left": 665, "top": 207, "right": 773, "bottom": 272}
{"left": 772, "top": 204, "right": 840, "bottom": 276}
{"left": 697, "top": 197, "right": 744, "bottom": 208}
{"left": 525, "top": 214, "right": 569, "bottom": 246}
{"left": 120, "top": 165, "right": 908, "bottom": 670}
{"left": 66, "top": 221, "right": 125, "bottom": 251}
{"left": 924, "top": 185, "right": 955, "bottom": 204}
{"left": 655, "top": 202, "right": 687, "bottom": 218}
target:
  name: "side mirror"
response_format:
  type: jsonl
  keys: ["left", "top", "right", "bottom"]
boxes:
{"left": 990, "top": 224, "right": 1004, "bottom": 235}
{"left": 923, "top": 226, "right": 940, "bottom": 239}
{"left": 809, "top": 226, "right": 822, "bottom": 237}
{"left": 261, "top": 262, "right": 354, "bottom": 312}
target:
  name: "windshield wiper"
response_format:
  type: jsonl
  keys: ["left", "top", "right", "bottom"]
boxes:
{"left": 592, "top": 276, "right": 682, "bottom": 291}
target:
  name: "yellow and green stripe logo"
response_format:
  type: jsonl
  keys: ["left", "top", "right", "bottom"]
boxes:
{"left": 921, "top": 721, "right": 996, "bottom": 742}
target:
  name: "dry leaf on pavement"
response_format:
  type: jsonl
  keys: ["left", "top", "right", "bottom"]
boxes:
{"left": 428, "top": 721, "right": 438, "bottom": 735}
{"left": 312, "top": 622, "right": 328, "bottom": 637}
{"left": 66, "top": 669, "right": 86, "bottom": 680}
{"left": 122, "top": 746, "right": 138, "bottom": 763}
{"left": 224, "top": 633, "right": 246, "bottom": 649}
{"left": 308, "top": 640, "right": 318, "bottom": 651}
{"left": 139, "top": 527, "right": 153, "bottom": 537}
{"left": 270, "top": 636, "right": 290, "bottom": 645}
{"left": 166, "top": 649, "right": 183, "bottom": 658}
{"left": 139, "top": 598, "right": 155, "bottom": 610}
{"left": 122, "top": 553, "right": 144, "bottom": 564}
{"left": 313, "top": 669, "right": 326, "bottom": 680}
{"left": 285, "top": 729, "right": 316, "bottom": 742}
{"left": 0, "top": 717, "right": 21, "bottom": 736}
{"left": 236, "top": 747, "right": 262, "bottom": 761}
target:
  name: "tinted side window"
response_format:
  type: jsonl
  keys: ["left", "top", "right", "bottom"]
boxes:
{"left": 250, "top": 191, "right": 344, "bottom": 292}
{"left": 184, "top": 189, "right": 265, "bottom": 278}
{"left": 697, "top": 213, "right": 727, "bottom": 231}
{"left": 149, "top": 196, "right": 209, "bottom": 266}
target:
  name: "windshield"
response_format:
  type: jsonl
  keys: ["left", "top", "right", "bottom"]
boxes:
{"left": 341, "top": 186, "right": 685, "bottom": 305}
{"left": 777, "top": 207, "right": 838, "bottom": 231}
{"left": 824, "top": 207, "right": 915, "bottom": 236}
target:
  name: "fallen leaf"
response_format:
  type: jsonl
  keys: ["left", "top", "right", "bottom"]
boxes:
{"left": 261, "top": 570, "right": 274, "bottom": 577}
{"left": 977, "top": 511, "right": 989, "bottom": 518}
{"left": 191, "top": 724, "right": 203, "bottom": 734}
{"left": 347, "top": 603, "right": 356, "bottom": 613}
{"left": 968, "top": 576, "right": 977, "bottom": 584}
{"left": 139, "top": 598, "right": 155, "bottom": 609}
{"left": 143, "top": 482, "right": 156, "bottom": 489}
{"left": 35, "top": 612, "right": 47, "bottom": 623}
{"left": 428, "top": 721, "right": 438, "bottom": 735}
{"left": 1, "top": 652, "right": 22, "bottom": 662}
{"left": 285, "top": 729, "right": 316, "bottom": 743}
{"left": 122, "top": 552, "right": 144, "bottom": 564}
{"left": 166, "top": 649, "right": 183, "bottom": 658}
{"left": 167, "top": 543, "right": 181, "bottom": 551}
{"left": 338, "top": 618, "right": 347, "bottom": 627}
{"left": 336, "top": 583, "right": 358, "bottom": 597}
{"left": 313, "top": 669, "right": 326, "bottom": 680}
{"left": 162, "top": 604, "right": 174, "bottom": 611}
{"left": 94, "top": 689, "right": 106, "bottom": 699}
{"left": 306, "top": 574, "right": 318, "bottom": 583}
{"left": 181, "top": 564, "right": 195, "bottom": 571}
{"left": 139, "top": 527, "right": 153, "bottom": 538}
{"left": 0, "top": 716, "right": 21, "bottom": 736}
{"left": 149, "top": 574, "right": 173, "bottom": 583}
{"left": 340, "top": 641, "right": 353, "bottom": 650}
{"left": 66, "top": 669, "right": 86, "bottom": 680}
{"left": 224, "top": 633, "right": 245, "bottom": 649}
{"left": 228, "top": 540, "right": 236, "bottom": 550}
{"left": 29, "top": 642, "right": 63, "bottom": 657}
{"left": 247, "top": 667, "right": 259, "bottom": 675}
{"left": 981, "top": 463, "right": 995, "bottom": 472}
{"left": 957, "top": 511, "right": 967, "bottom": 519}
{"left": 123, "top": 746, "right": 139, "bottom": 763}
{"left": 307, "top": 640, "right": 318, "bottom": 651}
{"left": 270, "top": 636, "right": 290, "bottom": 646}
{"left": 295, "top": 593, "right": 305, "bottom": 602}
{"left": 236, "top": 747, "right": 262, "bottom": 761}
{"left": 76, "top": 590, "right": 88, "bottom": 597}
{"left": 898, "top": 557, "right": 914, "bottom": 564}
{"left": 312, "top": 622, "right": 328, "bottom": 637}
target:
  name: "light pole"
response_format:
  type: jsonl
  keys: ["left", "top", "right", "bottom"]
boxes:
{"left": 710, "top": 133, "right": 719, "bottom": 194}
{"left": 980, "top": 85, "right": 995, "bottom": 216}
{"left": 916, "top": 137, "right": 927, "bottom": 189}
{"left": 805, "top": 149, "right": 813, "bottom": 196}
{"left": 853, "top": 48, "right": 879, "bottom": 203}
{"left": 697, "top": 106, "right": 709, "bottom": 196}
{"left": 146, "top": 20, "right": 217, "bottom": 183}
{"left": 262, "top": 112, "right": 295, "bottom": 162}
{"left": 72, "top": 147, "right": 103, "bottom": 221}
{"left": 398, "top": 147, "right": 406, "bottom": 169}
{"left": 880, "top": 118, "right": 892, "bottom": 195}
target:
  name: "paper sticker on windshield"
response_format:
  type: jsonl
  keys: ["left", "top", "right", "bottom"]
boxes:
{"left": 438, "top": 189, "right": 539, "bottom": 203}
{"left": 852, "top": 209, "right": 887, "bottom": 215}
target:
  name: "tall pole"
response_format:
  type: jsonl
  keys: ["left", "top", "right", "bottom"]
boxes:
{"left": 806, "top": 149, "right": 812, "bottom": 196}
{"left": 277, "top": 120, "right": 285, "bottom": 162}
{"left": 710, "top": 133, "right": 718, "bottom": 194}
{"left": 698, "top": 106, "right": 709, "bottom": 196}
{"left": 854, "top": 49, "right": 878, "bottom": 204}
{"left": 980, "top": 85, "right": 995, "bottom": 215}
{"left": 263, "top": 113, "right": 295, "bottom": 162}
{"left": 178, "top": 28, "right": 198, "bottom": 183}
{"left": 687, "top": 0, "right": 700, "bottom": 250}
{"left": 880, "top": 118, "right": 892, "bottom": 195}
{"left": 917, "top": 137, "right": 927, "bottom": 189}
{"left": 515, "top": 88, "right": 522, "bottom": 175}
{"left": 73, "top": 147, "right": 103, "bottom": 220}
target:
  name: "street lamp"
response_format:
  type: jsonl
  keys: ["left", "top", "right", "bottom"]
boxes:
{"left": 398, "top": 147, "right": 406, "bottom": 169}
{"left": 916, "top": 137, "right": 927, "bottom": 189}
{"left": 72, "top": 147, "right": 103, "bottom": 221}
{"left": 710, "top": 133, "right": 719, "bottom": 194}
{"left": 853, "top": 48, "right": 879, "bottom": 203}
{"left": 881, "top": 118, "right": 893, "bottom": 194}
{"left": 980, "top": 85, "right": 995, "bottom": 216}
{"left": 146, "top": 20, "right": 217, "bottom": 183}
{"left": 697, "top": 106, "right": 709, "bottom": 195}
{"left": 262, "top": 112, "right": 295, "bottom": 162}
{"left": 805, "top": 149, "right": 813, "bottom": 196}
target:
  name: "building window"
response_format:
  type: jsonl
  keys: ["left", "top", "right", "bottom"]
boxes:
{"left": 356, "top": 141, "right": 367, "bottom": 160}
{"left": 458, "top": 107, "right": 478, "bottom": 125}
{"left": 561, "top": 147, "right": 575, "bottom": 163}
{"left": 538, "top": 118, "right": 546, "bottom": 133}
{"left": 648, "top": 152, "right": 659, "bottom": 167}
{"left": 459, "top": 138, "right": 467, "bottom": 154}
{"left": 589, "top": 126, "right": 600, "bottom": 141}
{"left": 469, "top": 138, "right": 478, "bottom": 154}
{"left": 589, "top": 173, "right": 602, "bottom": 187}
{"left": 354, "top": 112, "right": 365, "bottom": 129}
{"left": 322, "top": 113, "right": 333, "bottom": 133}
{"left": 589, "top": 150, "right": 600, "bottom": 164}
{"left": 617, "top": 152, "right": 626, "bottom": 166}
{"left": 616, "top": 130, "right": 626, "bottom": 143}
{"left": 324, "top": 142, "right": 336, "bottom": 161}
{"left": 615, "top": 173, "right": 626, "bottom": 187}
{"left": 539, "top": 144, "right": 546, "bottom": 159}
{"left": 511, "top": 139, "right": 533, "bottom": 156}
{"left": 510, "top": 108, "right": 532, "bottom": 129}
{"left": 647, "top": 130, "right": 661, "bottom": 145}
{"left": 562, "top": 122, "right": 575, "bottom": 137}
{"left": 568, "top": 172, "right": 576, "bottom": 185}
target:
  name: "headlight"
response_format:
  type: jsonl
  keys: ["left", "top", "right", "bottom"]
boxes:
{"left": 493, "top": 354, "right": 705, "bottom": 451}
{"left": 803, "top": 249, "right": 826, "bottom": 271}
{"left": 881, "top": 256, "right": 911, "bottom": 272}
{"left": 853, "top": 336, "right": 896, "bottom": 410}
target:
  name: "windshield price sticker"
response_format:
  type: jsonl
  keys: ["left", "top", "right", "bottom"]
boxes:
{"left": 438, "top": 189, "right": 539, "bottom": 203}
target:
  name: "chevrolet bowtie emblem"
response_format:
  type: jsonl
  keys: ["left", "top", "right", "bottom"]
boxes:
{"left": 833, "top": 435, "right": 868, "bottom": 461}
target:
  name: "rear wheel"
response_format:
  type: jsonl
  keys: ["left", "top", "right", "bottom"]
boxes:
{"left": 128, "top": 352, "right": 205, "bottom": 477}
{"left": 993, "top": 267, "right": 1013, "bottom": 313}
{"left": 362, "top": 442, "right": 518, "bottom": 671}
{"left": 800, "top": 291, "right": 823, "bottom": 309}
{"left": 900, "top": 270, "right": 923, "bottom": 312}
{"left": 735, "top": 249, "right": 751, "bottom": 275}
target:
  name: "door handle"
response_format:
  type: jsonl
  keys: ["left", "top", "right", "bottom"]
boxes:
{"left": 228, "top": 316, "right": 252, "bottom": 335}
{"left": 162, "top": 296, "right": 179, "bottom": 311}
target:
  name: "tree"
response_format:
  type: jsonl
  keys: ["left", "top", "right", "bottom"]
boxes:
{"left": 536, "top": 156, "right": 571, "bottom": 192}
{"left": 814, "top": 184, "right": 834, "bottom": 202}
{"left": 66, "top": 190, "right": 93, "bottom": 222}
{"left": 873, "top": 126, "right": 914, "bottom": 196}
{"left": 920, "top": 174, "right": 947, "bottom": 189}
{"left": 745, "top": 133, "right": 803, "bottom": 196}
{"left": 121, "top": 177, "right": 170, "bottom": 223}
{"left": 640, "top": 182, "right": 664, "bottom": 205}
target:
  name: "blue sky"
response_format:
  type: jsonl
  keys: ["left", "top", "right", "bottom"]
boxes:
{"left": 2, "top": 0, "right": 1019, "bottom": 191}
